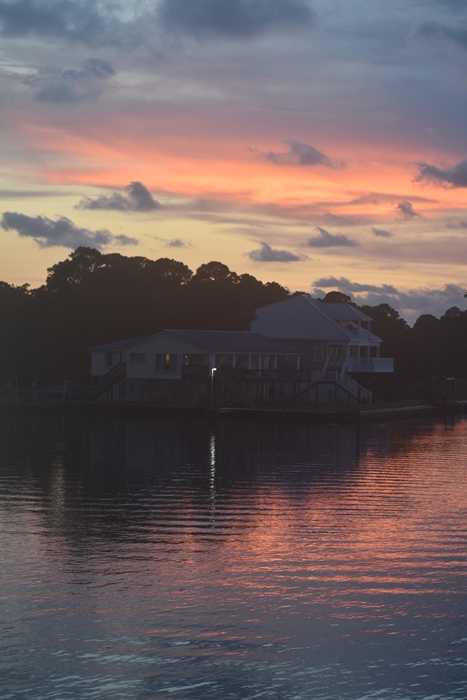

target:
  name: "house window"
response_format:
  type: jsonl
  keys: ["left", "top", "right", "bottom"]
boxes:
{"left": 130, "top": 353, "right": 146, "bottom": 363}
{"left": 250, "top": 355, "right": 260, "bottom": 370}
{"left": 183, "top": 354, "right": 208, "bottom": 366}
{"left": 155, "top": 353, "right": 178, "bottom": 372}
{"left": 105, "top": 352, "right": 112, "bottom": 367}
{"left": 215, "top": 354, "right": 233, "bottom": 367}
{"left": 314, "top": 346, "right": 323, "bottom": 362}
{"left": 329, "top": 346, "right": 344, "bottom": 365}
{"left": 235, "top": 355, "right": 249, "bottom": 369}
{"left": 261, "top": 355, "right": 276, "bottom": 370}
{"left": 349, "top": 346, "right": 358, "bottom": 358}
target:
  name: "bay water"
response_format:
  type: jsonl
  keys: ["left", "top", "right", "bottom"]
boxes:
{"left": 0, "top": 412, "right": 466, "bottom": 699}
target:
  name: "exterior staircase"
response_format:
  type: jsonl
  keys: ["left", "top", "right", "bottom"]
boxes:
{"left": 215, "top": 368, "right": 259, "bottom": 407}
{"left": 287, "top": 364, "right": 372, "bottom": 404}
{"left": 88, "top": 362, "right": 126, "bottom": 401}
{"left": 322, "top": 369, "right": 372, "bottom": 403}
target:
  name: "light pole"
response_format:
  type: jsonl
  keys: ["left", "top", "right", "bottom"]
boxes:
{"left": 211, "top": 367, "right": 217, "bottom": 408}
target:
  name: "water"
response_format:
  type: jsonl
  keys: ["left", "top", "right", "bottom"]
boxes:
{"left": 0, "top": 412, "right": 466, "bottom": 699}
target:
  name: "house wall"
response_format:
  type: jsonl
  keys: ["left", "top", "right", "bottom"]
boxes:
{"left": 91, "top": 334, "right": 214, "bottom": 381}
{"left": 282, "top": 340, "right": 348, "bottom": 370}
{"left": 91, "top": 335, "right": 301, "bottom": 381}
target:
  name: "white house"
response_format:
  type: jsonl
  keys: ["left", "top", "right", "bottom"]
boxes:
{"left": 250, "top": 294, "right": 394, "bottom": 401}
{"left": 89, "top": 329, "right": 302, "bottom": 406}
{"left": 88, "top": 297, "right": 393, "bottom": 406}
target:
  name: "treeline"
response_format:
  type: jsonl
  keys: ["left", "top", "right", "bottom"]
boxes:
{"left": 0, "top": 247, "right": 288, "bottom": 384}
{"left": 1, "top": 246, "right": 467, "bottom": 393}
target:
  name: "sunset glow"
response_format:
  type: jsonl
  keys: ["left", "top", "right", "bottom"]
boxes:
{"left": 1, "top": 0, "right": 467, "bottom": 319}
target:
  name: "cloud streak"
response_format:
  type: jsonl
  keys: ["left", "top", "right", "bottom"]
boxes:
{"left": 77, "top": 182, "right": 161, "bottom": 213}
{"left": 305, "top": 227, "right": 360, "bottom": 248}
{"left": 1, "top": 212, "right": 137, "bottom": 249}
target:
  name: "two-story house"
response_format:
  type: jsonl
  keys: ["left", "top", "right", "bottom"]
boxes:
{"left": 250, "top": 294, "right": 394, "bottom": 401}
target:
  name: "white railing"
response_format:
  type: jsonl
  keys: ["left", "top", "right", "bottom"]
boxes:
{"left": 318, "top": 356, "right": 330, "bottom": 379}
{"left": 348, "top": 357, "right": 393, "bottom": 371}
{"left": 371, "top": 358, "right": 393, "bottom": 369}
{"left": 321, "top": 370, "right": 372, "bottom": 403}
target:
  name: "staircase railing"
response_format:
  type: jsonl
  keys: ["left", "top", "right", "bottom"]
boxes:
{"left": 88, "top": 362, "right": 126, "bottom": 401}
{"left": 215, "top": 368, "right": 260, "bottom": 407}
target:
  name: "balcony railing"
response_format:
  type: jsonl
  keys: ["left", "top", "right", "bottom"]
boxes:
{"left": 348, "top": 357, "right": 393, "bottom": 371}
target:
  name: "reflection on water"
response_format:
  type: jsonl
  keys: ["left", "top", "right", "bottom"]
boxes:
{"left": 0, "top": 413, "right": 467, "bottom": 699}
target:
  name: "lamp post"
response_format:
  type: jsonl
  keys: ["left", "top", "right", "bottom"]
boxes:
{"left": 211, "top": 367, "right": 217, "bottom": 409}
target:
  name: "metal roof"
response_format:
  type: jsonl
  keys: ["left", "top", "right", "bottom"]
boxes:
{"left": 314, "top": 300, "right": 373, "bottom": 322}
{"left": 88, "top": 335, "right": 151, "bottom": 352}
{"left": 165, "top": 330, "right": 299, "bottom": 353}
{"left": 251, "top": 294, "right": 377, "bottom": 341}
{"left": 251, "top": 295, "right": 351, "bottom": 340}
{"left": 89, "top": 330, "right": 299, "bottom": 354}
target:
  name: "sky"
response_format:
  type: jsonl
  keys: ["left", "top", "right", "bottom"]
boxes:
{"left": 0, "top": 0, "right": 467, "bottom": 322}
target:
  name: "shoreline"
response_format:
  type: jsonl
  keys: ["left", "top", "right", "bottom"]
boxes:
{"left": 1, "top": 399, "right": 464, "bottom": 423}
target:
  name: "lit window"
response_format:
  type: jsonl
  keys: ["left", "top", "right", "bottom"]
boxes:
{"left": 155, "top": 354, "right": 178, "bottom": 372}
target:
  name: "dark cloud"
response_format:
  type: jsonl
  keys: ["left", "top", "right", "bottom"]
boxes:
{"left": 1, "top": 212, "right": 136, "bottom": 249}
{"left": 77, "top": 182, "right": 161, "bottom": 213}
{"left": 312, "top": 277, "right": 467, "bottom": 324}
{"left": 313, "top": 276, "right": 398, "bottom": 295}
{"left": 397, "top": 201, "right": 421, "bottom": 220}
{"left": 24, "top": 58, "right": 114, "bottom": 103}
{"left": 416, "top": 158, "right": 467, "bottom": 187}
{"left": 417, "top": 21, "right": 467, "bottom": 53}
{"left": 165, "top": 238, "right": 189, "bottom": 248}
{"left": 0, "top": 0, "right": 143, "bottom": 48}
{"left": 371, "top": 227, "right": 394, "bottom": 238}
{"left": 158, "top": 0, "right": 314, "bottom": 39}
{"left": 446, "top": 220, "right": 467, "bottom": 229}
{"left": 305, "top": 227, "right": 360, "bottom": 248}
{"left": 254, "top": 139, "right": 340, "bottom": 168}
{"left": 246, "top": 241, "right": 305, "bottom": 262}
{"left": 153, "top": 236, "right": 192, "bottom": 248}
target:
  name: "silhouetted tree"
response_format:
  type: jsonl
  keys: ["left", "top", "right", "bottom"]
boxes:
{"left": 359, "top": 303, "right": 412, "bottom": 375}
{"left": 0, "top": 249, "right": 288, "bottom": 383}
{"left": 320, "top": 291, "right": 353, "bottom": 304}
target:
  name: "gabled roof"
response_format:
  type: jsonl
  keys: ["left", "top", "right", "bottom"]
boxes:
{"left": 89, "top": 330, "right": 299, "bottom": 354}
{"left": 88, "top": 335, "right": 150, "bottom": 352}
{"left": 165, "top": 330, "right": 298, "bottom": 353}
{"left": 316, "top": 301, "right": 372, "bottom": 322}
{"left": 251, "top": 294, "right": 380, "bottom": 342}
{"left": 251, "top": 294, "right": 350, "bottom": 341}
